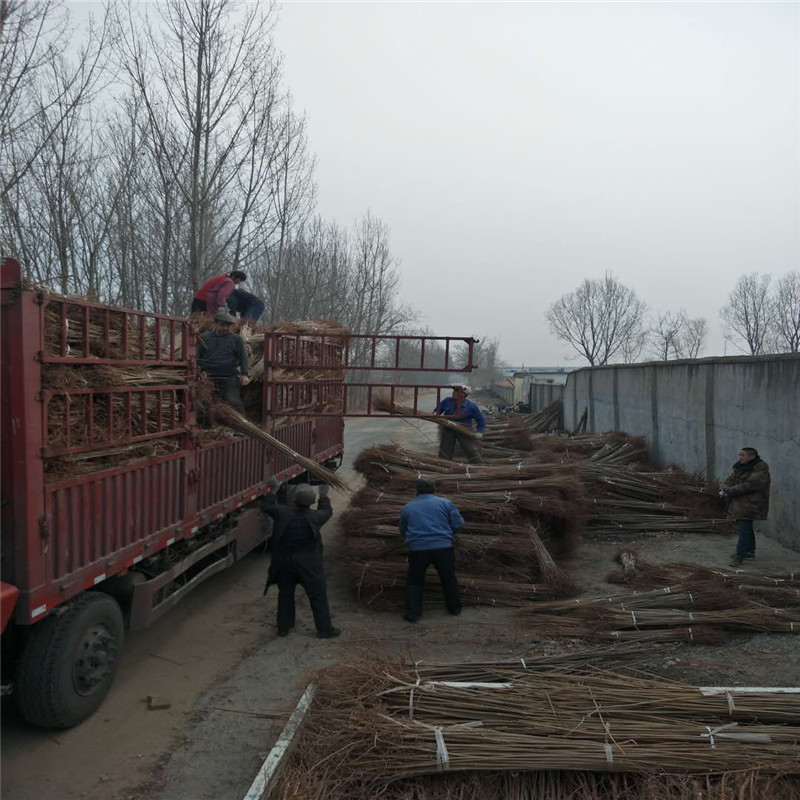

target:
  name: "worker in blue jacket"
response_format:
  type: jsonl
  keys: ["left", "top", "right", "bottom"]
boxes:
{"left": 399, "top": 478, "right": 465, "bottom": 622}
{"left": 434, "top": 384, "right": 486, "bottom": 465}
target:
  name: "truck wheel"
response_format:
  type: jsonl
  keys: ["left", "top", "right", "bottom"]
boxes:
{"left": 15, "top": 592, "right": 124, "bottom": 729}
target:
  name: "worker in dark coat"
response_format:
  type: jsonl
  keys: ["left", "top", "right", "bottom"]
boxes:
{"left": 197, "top": 309, "right": 250, "bottom": 413}
{"left": 721, "top": 447, "right": 771, "bottom": 566}
{"left": 262, "top": 478, "right": 340, "bottom": 638}
{"left": 191, "top": 270, "right": 248, "bottom": 314}
{"left": 399, "top": 478, "right": 465, "bottom": 623}
{"left": 434, "top": 384, "right": 486, "bottom": 465}
{"left": 227, "top": 288, "right": 266, "bottom": 322}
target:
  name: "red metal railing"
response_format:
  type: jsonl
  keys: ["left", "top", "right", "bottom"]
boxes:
{"left": 265, "top": 381, "right": 458, "bottom": 417}
{"left": 42, "top": 386, "right": 190, "bottom": 457}
{"left": 39, "top": 297, "right": 191, "bottom": 365}
{"left": 266, "top": 333, "right": 478, "bottom": 372}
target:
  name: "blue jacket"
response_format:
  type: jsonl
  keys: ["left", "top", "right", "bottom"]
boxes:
{"left": 399, "top": 494, "right": 465, "bottom": 551}
{"left": 434, "top": 396, "right": 486, "bottom": 433}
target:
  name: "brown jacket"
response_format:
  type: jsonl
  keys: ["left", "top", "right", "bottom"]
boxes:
{"left": 723, "top": 460, "right": 771, "bottom": 520}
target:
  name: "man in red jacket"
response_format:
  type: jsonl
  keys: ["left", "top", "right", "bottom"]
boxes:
{"left": 191, "top": 271, "right": 247, "bottom": 314}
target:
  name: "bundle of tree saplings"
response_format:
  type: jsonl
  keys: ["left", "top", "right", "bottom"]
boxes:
{"left": 287, "top": 769, "right": 796, "bottom": 800}
{"left": 41, "top": 360, "right": 190, "bottom": 480}
{"left": 268, "top": 659, "right": 800, "bottom": 800}
{"left": 237, "top": 318, "right": 351, "bottom": 422}
{"left": 606, "top": 549, "right": 800, "bottom": 595}
{"left": 42, "top": 298, "right": 185, "bottom": 361}
{"left": 345, "top": 445, "right": 585, "bottom": 609}
{"left": 523, "top": 554, "right": 800, "bottom": 644}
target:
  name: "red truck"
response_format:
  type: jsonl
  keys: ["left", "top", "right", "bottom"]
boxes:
{"left": 1, "top": 258, "right": 476, "bottom": 728}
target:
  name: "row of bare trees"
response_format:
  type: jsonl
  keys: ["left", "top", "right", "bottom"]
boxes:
{"left": 721, "top": 273, "right": 800, "bottom": 356}
{"left": 0, "top": 0, "right": 411, "bottom": 342}
{"left": 547, "top": 271, "right": 799, "bottom": 366}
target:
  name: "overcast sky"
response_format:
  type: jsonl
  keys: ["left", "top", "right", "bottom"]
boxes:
{"left": 274, "top": 1, "right": 798, "bottom": 365}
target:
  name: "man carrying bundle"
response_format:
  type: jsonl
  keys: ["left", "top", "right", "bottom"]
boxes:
{"left": 191, "top": 270, "right": 248, "bottom": 315}
{"left": 262, "top": 478, "right": 341, "bottom": 639}
{"left": 399, "top": 478, "right": 464, "bottom": 623}
{"left": 197, "top": 309, "right": 250, "bottom": 413}
{"left": 434, "top": 384, "right": 486, "bottom": 465}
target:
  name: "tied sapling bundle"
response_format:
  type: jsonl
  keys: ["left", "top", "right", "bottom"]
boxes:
{"left": 210, "top": 402, "right": 349, "bottom": 493}
{"left": 372, "top": 396, "right": 477, "bottom": 438}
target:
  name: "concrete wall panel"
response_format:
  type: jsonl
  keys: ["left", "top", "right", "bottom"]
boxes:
{"left": 562, "top": 355, "right": 800, "bottom": 550}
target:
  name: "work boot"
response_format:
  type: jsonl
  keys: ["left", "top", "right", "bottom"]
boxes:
{"left": 277, "top": 630, "right": 290, "bottom": 637}
{"left": 729, "top": 554, "right": 745, "bottom": 567}
{"left": 317, "top": 627, "right": 341, "bottom": 639}
{"left": 402, "top": 614, "right": 420, "bottom": 623}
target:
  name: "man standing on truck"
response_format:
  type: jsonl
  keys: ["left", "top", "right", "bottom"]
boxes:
{"left": 262, "top": 479, "right": 341, "bottom": 638}
{"left": 191, "top": 270, "right": 248, "bottom": 314}
{"left": 434, "top": 384, "right": 486, "bottom": 465}
{"left": 197, "top": 309, "right": 250, "bottom": 412}
{"left": 399, "top": 478, "right": 464, "bottom": 623}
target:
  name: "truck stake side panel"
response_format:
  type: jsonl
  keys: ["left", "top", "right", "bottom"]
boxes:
{"left": 1, "top": 260, "right": 344, "bottom": 631}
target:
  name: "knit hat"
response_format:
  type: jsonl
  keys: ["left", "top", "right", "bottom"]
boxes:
{"left": 415, "top": 478, "right": 436, "bottom": 494}
{"left": 213, "top": 309, "right": 236, "bottom": 324}
{"left": 295, "top": 485, "right": 316, "bottom": 507}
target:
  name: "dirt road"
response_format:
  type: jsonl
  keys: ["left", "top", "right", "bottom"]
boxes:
{"left": 3, "top": 414, "right": 800, "bottom": 800}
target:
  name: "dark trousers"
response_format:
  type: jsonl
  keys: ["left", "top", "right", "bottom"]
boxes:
{"left": 405, "top": 547, "right": 461, "bottom": 620}
{"left": 212, "top": 375, "right": 245, "bottom": 413}
{"left": 190, "top": 298, "right": 207, "bottom": 313}
{"left": 228, "top": 289, "right": 265, "bottom": 322}
{"left": 438, "top": 427, "right": 484, "bottom": 465}
{"left": 735, "top": 519, "right": 756, "bottom": 558}
{"left": 273, "top": 548, "right": 333, "bottom": 634}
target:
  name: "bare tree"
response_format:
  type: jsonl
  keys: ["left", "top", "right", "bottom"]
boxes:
{"left": 680, "top": 317, "right": 708, "bottom": 359}
{"left": 721, "top": 273, "right": 773, "bottom": 355}
{"left": 771, "top": 272, "right": 800, "bottom": 353}
{"left": 1, "top": 0, "right": 110, "bottom": 199}
{"left": 547, "top": 272, "right": 647, "bottom": 366}
{"left": 650, "top": 310, "right": 687, "bottom": 361}
{"left": 469, "top": 337, "right": 504, "bottom": 388}
{"left": 116, "top": 0, "right": 283, "bottom": 294}
{"left": 2, "top": 0, "right": 416, "bottom": 338}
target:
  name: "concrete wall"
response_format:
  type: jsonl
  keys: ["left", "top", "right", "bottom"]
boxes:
{"left": 530, "top": 381, "right": 565, "bottom": 413}
{"left": 562, "top": 354, "right": 800, "bottom": 550}
{"left": 489, "top": 382, "right": 515, "bottom": 406}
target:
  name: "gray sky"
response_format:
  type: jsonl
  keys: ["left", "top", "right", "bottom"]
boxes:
{"left": 276, "top": 1, "right": 799, "bottom": 365}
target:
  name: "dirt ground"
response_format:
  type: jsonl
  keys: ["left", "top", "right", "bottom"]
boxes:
{"left": 2, "top": 415, "right": 799, "bottom": 800}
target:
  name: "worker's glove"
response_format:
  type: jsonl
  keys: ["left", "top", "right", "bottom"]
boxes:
{"left": 318, "top": 484, "right": 330, "bottom": 498}
{"left": 267, "top": 477, "right": 281, "bottom": 493}
{"left": 474, "top": 432, "right": 484, "bottom": 440}
{"left": 718, "top": 489, "right": 727, "bottom": 498}
{"left": 239, "top": 375, "right": 251, "bottom": 386}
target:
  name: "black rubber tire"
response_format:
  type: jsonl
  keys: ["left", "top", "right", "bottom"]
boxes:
{"left": 14, "top": 592, "right": 124, "bottom": 729}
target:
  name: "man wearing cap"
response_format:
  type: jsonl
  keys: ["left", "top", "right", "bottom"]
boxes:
{"left": 399, "top": 478, "right": 465, "bottom": 623}
{"left": 191, "top": 270, "right": 248, "bottom": 314}
{"left": 262, "top": 478, "right": 340, "bottom": 638}
{"left": 434, "top": 385, "right": 486, "bottom": 465}
{"left": 197, "top": 309, "right": 250, "bottom": 412}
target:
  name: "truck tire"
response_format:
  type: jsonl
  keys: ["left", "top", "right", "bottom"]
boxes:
{"left": 14, "top": 592, "right": 124, "bottom": 729}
